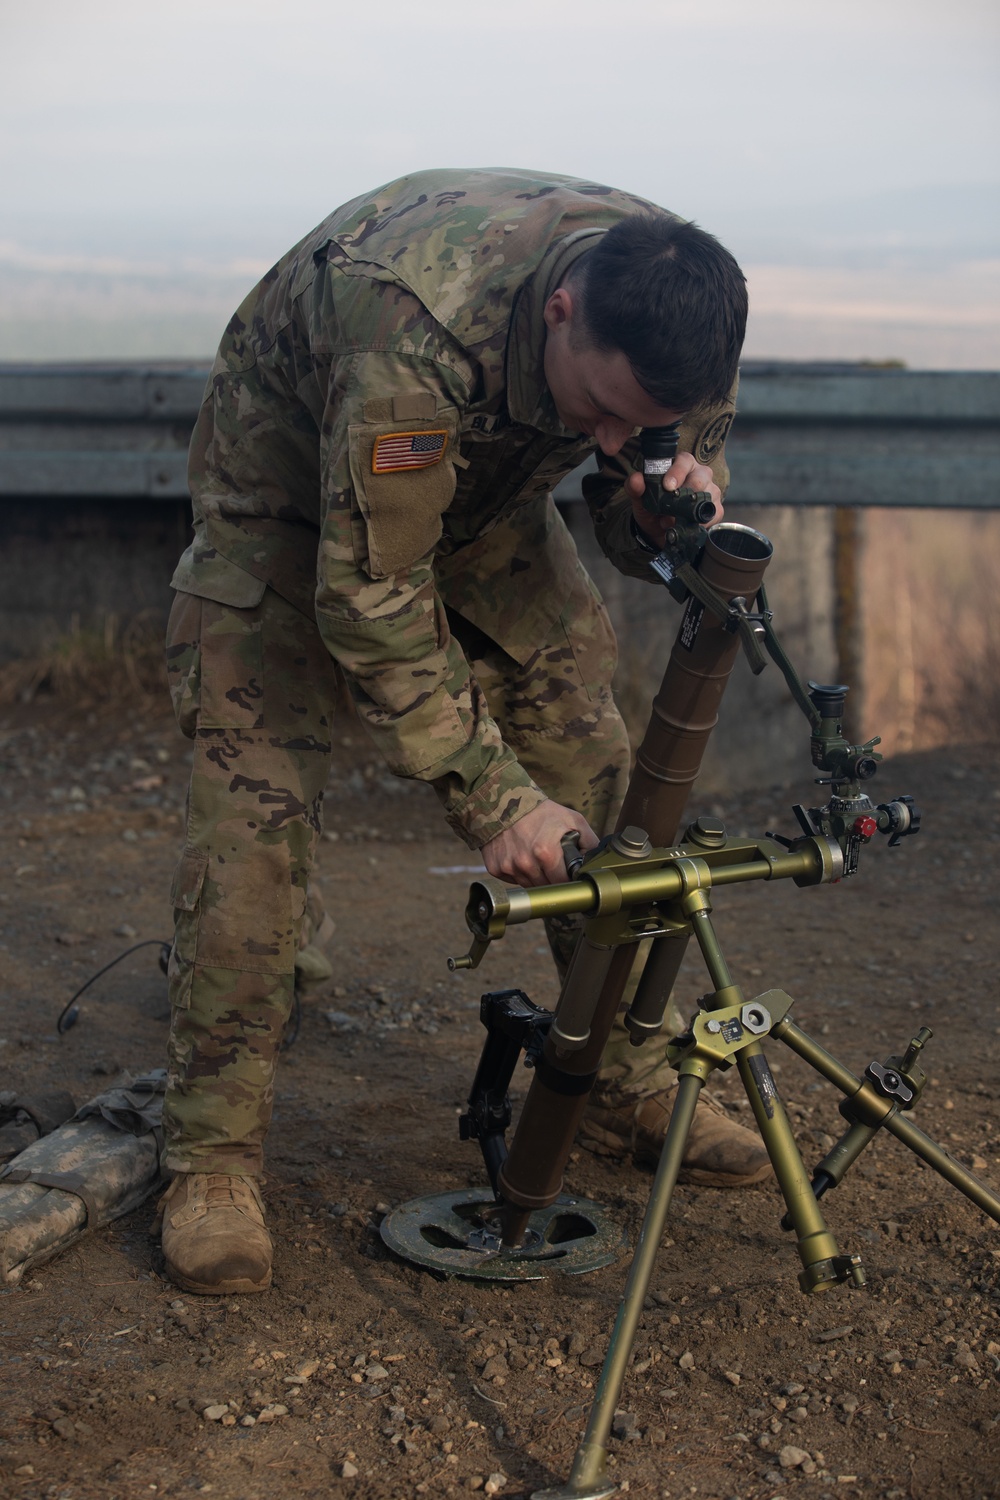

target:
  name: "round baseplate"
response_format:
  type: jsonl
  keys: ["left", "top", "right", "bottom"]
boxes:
{"left": 380, "top": 1189, "right": 623, "bottom": 1280}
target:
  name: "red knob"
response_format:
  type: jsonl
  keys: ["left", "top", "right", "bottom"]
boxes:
{"left": 853, "top": 814, "right": 877, "bottom": 840}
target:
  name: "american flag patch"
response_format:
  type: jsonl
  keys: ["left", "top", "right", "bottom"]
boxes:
{"left": 372, "top": 429, "right": 448, "bottom": 474}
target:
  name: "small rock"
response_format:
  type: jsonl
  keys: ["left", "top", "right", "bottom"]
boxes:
{"left": 840, "top": 1395, "right": 860, "bottom": 1414}
{"left": 114, "top": 922, "right": 137, "bottom": 939}
{"left": 366, "top": 1362, "right": 389, "bottom": 1382}
{"left": 341, "top": 1460, "right": 359, "bottom": 1478}
{"left": 646, "top": 1426, "right": 667, "bottom": 1444}
{"left": 678, "top": 1350, "right": 695, "bottom": 1370}
{"left": 484, "top": 1475, "right": 506, "bottom": 1496}
{"left": 482, "top": 1355, "right": 508, "bottom": 1382}
{"left": 880, "top": 1349, "right": 905, "bottom": 1364}
{"left": 325, "top": 1011, "right": 360, "bottom": 1033}
{"left": 428, "top": 1413, "right": 450, "bottom": 1436}
{"left": 814, "top": 1324, "right": 854, "bottom": 1343}
{"left": 612, "top": 1411, "right": 641, "bottom": 1442}
{"left": 778, "top": 1443, "right": 811, "bottom": 1469}
{"left": 779, "top": 1381, "right": 805, "bottom": 1396}
{"left": 788, "top": 1406, "right": 808, "bottom": 1423}
{"left": 14, "top": 1466, "right": 35, "bottom": 1476}
{"left": 52, "top": 1417, "right": 75, "bottom": 1440}
{"left": 578, "top": 1345, "right": 604, "bottom": 1367}
{"left": 723, "top": 1370, "right": 741, "bottom": 1386}
{"left": 202, "top": 1404, "right": 229, "bottom": 1422}
{"left": 240, "top": 1415, "right": 255, "bottom": 1427}
{"left": 121, "top": 828, "right": 139, "bottom": 843}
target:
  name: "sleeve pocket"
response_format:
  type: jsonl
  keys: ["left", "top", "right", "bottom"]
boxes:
{"left": 348, "top": 409, "right": 459, "bottom": 578}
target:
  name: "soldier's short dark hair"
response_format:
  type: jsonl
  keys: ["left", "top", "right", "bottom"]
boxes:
{"left": 572, "top": 215, "right": 747, "bottom": 410}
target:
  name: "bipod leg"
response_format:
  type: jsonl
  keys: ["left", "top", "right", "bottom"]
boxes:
{"left": 883, "top": 1114, "right": 1000, "bottom": 1219}
{"left": 532, "top": 1071, "right": 703, "bottom": 1500}
{"left": 735, "top": 1039, "right": 864, "bottom": 1293}
{"left": 774, "top": 1017, "right": 1000, "bottom": 1224}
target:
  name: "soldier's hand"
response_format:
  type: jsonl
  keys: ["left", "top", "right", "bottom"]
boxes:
{"left": 625, "top": 450, "right": 724, "bottom": 551}
{"left": 482, "top": 800, "right": 599, "bottom": 887}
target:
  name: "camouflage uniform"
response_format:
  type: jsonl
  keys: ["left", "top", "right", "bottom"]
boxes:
{"left": 164, "top": 169, "right": 735, "bottom": 1176}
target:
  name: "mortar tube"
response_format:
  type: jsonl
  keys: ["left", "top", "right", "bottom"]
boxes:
{"left": 498, "top": 523, "right": 773, "bottom": 1243}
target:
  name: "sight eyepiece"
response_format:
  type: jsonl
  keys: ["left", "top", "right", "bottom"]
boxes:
{"left": 808, "top": 682, "right": 850, "bottom": 721}
{"left": 640, "top": 423, "right": 681, "bottom": 472}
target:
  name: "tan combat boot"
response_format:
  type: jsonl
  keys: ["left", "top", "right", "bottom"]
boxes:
{"left": 159, "top": 1173, "right": 273, "bottom": 1294}
{"left": 581, "top": 1078, "right": 772, "bottom": 1188}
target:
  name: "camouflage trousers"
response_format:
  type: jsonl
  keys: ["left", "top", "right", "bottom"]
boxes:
{"left": 163, "top": 567, "right": 683, "bottom": 1175}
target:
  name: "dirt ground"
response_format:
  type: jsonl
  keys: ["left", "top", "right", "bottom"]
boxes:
{"left": 0, "top": 693, "right": 998, "bottom": 1500}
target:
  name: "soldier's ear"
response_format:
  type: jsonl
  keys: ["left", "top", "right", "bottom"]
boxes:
{"left": 543, "top": 286, "right": 575, "bottom": 335}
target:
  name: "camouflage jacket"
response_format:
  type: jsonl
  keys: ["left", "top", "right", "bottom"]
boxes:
{"left": 174, "top": 168, "right": 736, "bottom": 846}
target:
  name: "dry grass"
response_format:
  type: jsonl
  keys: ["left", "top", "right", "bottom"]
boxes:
{"left": 0, "top": 611, "right": 168, "bottom": 707}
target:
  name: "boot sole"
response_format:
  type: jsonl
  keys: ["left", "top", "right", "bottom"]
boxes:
{"left": 581, "top": 1134, "right": 773, "bottom": 1188}
{"left": 653, "top": 1159, "right": 773, "bottom": 1188}
{"left": 165, "top": 1262, "right": 273, "bottom": 1296}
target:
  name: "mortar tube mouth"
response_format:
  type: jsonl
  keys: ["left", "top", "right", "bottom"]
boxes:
{"left": 705, "top": 521, "right": 773, "bottom": 562}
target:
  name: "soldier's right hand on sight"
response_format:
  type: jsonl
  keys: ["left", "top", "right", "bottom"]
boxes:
{"left": 625, "top": 449, "right": 723, "bottom": 550}
{"left": 482, "top": 799, "right": 599, "bottom": 887}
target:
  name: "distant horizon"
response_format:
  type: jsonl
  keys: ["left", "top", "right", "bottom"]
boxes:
{"left": 3, "top": 0, "right": 997, "bottom": 374}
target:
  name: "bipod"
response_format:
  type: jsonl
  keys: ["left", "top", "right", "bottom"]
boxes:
{"left": 533, "top": 910, "right": 1000, "bottom": 1499}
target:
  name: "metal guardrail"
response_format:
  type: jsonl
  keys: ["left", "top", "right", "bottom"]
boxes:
{"left": 1, "top": 361, "right": 998, "bottom": 508}
{"left": 0, "top": 364, "right": 204, "bottom": 500}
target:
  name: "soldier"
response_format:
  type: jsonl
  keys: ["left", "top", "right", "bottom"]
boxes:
{"left": 157, "top": 169, "right": 770, "bottom": 1296}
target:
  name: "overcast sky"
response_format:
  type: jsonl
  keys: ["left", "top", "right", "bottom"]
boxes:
{"left": 1, "top": 0, "right": 998, "bottom": 365}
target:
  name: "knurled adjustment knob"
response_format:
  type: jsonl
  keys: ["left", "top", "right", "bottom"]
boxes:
{"left": 684, "top": 814, "right": 727, "bottom": 849}
{"left": 853, "top": 814, "right": 878, "bottom": 840}
{"left": 611, "top": 826, "right": 653, "bottom": 858}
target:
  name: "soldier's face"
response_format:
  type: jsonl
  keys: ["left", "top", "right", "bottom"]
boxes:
{"left": 542, "top": 287, "right": 684, "bottom": 454}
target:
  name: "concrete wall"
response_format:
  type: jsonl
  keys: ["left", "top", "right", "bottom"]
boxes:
{"left": 0, "top": 498, "right": 188, "bottom": 660}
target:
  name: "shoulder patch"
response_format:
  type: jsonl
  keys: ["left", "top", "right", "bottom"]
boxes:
{"left": 372, "top": 429, "right": 448, "bottom": 474}
{"left": 694, "top": 411, "right": 734, "bottom": 466}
